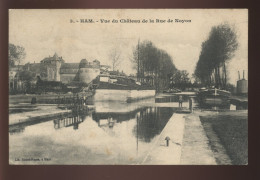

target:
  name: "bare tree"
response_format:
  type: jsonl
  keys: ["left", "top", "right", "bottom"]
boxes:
{"left": 109, "top": 48, "right": 122, "bottom": 71}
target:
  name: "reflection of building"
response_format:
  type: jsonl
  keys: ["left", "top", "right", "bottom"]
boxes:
{"left": 53, "top": 115, "right": 85, "bottom": 130}
{"left": 92, "top": 108, "right": 142, "bottom": 129}
{"left": 92, "top": 109, "right": 140, "bottom": 124}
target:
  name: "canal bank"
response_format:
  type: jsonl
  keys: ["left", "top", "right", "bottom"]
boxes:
{"left": 9, "top": 105, "right": 72, "bottom": 126}
{"left": 142, "top": 108, "right": 247, "bottom": 165}
{"left": 140, "top": 108, "right": 218, "bottom": 165}
{"left": 180, "top": 111, "right": 217, "bottom": 165}
{"left": 141, "top": 113, "right": 186, "bottom": 164}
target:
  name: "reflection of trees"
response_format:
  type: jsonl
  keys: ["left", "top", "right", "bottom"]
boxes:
{"left": 133, "top": 107, "right": 174, "bottom": 142}
{"left": 92, "top": 111, "right": 137, "bottom": 123}
{"left": 92, "top": 107, "right": 174, "bottom": 142}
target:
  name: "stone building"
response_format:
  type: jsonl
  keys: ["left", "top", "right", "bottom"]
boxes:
{"left": 77, "top": 59, "right": 101, "bottom": 84}
{"left": 40, "top": 52, "right": 64, "bottom": 81}
{"left": 60, "top": 63, "right": 79, "bottom": 84}
{"left": 24, "top": 53, "right": 64, "bottom": 82}
{"left": 9, "top": 53, "right": 109, "bottom": 93}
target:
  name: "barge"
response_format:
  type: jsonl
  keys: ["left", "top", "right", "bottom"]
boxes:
{"left": 197, "top": 88, "right": 231, "bottom": 108}
{"left": 92, "top": 75, "right": 156, "bottom": 103}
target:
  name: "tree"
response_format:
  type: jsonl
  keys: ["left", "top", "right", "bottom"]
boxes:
{"left": 9, "top": 43, "right": 26, "bottom": 69}
{"left": 109, "top": 47, "right": 122, "bottom": 71}
{"left": 17, "top": 70, "right": 36, "bottom": 93}
{"left": 171, "top": 70, "right": 191, "bottom": 90}
{"left": 131, "top": 40, "right": 177, "bottom": 91}
{"left": 194, "top": 23, "right": 238, "bottom": 89}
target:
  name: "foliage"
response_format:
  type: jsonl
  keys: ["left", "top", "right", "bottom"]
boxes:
{"left": 18, "top": 70, "right": 36, "bottom": 82}
{"left": 132, "top": 40, "right": 177, "bottom": 91}
{"left": 194, "top": 23, "right": 238, "bottom": 89}
{"left": 9, "top": 43, "right": 26, "bottom": 68}
{"left": 171, "top": 70, "right": 191, "bottom": 90}
{"left": 16, "top": 70, "right": 36, "bottom": 93}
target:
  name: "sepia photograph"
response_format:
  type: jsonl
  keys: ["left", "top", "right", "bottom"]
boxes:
{"left": 8, "top": 9, "right": 248, "bottom": 165}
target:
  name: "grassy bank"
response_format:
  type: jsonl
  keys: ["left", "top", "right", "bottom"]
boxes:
{"left": 200, "top": 112, "right": 248, "bottom": 165}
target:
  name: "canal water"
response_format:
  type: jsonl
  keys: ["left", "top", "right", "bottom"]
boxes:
{"left": 9, "top": 100, "right": 179, "bottom": 165}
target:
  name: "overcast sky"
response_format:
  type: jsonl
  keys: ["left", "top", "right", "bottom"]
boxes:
{"left": 9, "top": 9, "right": 248, "bottom": 85}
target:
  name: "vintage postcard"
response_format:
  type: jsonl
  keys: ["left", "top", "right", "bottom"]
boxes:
{"left": 9, "top": 9, "right": 248, "bottom": 165}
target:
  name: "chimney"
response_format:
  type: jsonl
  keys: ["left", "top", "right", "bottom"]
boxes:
{"left": 238, "top": 71, "right": 240, "bottom": 80}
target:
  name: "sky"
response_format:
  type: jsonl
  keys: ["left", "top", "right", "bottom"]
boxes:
{"left": 9, "top": 9, "right": 248, "bottom": 85}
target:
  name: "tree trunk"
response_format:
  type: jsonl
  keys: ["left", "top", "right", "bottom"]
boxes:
{"left": 223, "top": 62, "right": 227, "bottom": 89}
{"left": 214, "top": 67, "right": 218, "bottom": 88}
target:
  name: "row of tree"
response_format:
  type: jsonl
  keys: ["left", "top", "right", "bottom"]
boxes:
{"left": 194, "top": 23, "right": 238, "bottom": 89}
{"left": 131, "top": 40, "right": 180, "bottom": 91}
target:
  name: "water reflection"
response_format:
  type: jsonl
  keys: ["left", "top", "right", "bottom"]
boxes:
{"left": 9, "top": 107, "right": 90, "bottom": 134}
{"left": 9, "top": 125, "right": 25, "bottom": 135}
{"left": 92, "top": 109, "right": 138, "bottom": 124}
{"left": 53, "top": 114, "right": 87, "bottom": 130}
{"left": 92, "top": 107, "right": 174, "bottom": 143}
{"left": 9, "top": 101, "right": 175, "bottom": 164}
{"left": 10, "top": 105, "right": 174, "bottom": 141}
{"left": 9, "top": 104, "right": 174, "bottom": 141}
{"left": 135, "top": 107, "right": 174, "bottom": 142}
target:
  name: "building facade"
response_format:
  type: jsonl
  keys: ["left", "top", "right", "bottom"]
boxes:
{"left": 10, "top": 53, "right": 107, "bottom": 89}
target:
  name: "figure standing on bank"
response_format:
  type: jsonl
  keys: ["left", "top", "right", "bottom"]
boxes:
{"left": 179, "top": 95, "right": 183, "bottom": 108}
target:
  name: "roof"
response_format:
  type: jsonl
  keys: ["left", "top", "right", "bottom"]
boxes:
{"left": 79, "top": 59, "right": 89, "bottom": 68}
{"left": 40, "top": 53, "right": 65, "bottom": 63}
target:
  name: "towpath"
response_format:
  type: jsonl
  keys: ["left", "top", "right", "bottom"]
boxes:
{"left": 140, "top": 109, "right": 217, "bottom": 165}
{"left": 180, "top": 112, "right": 217, "bottom": 164}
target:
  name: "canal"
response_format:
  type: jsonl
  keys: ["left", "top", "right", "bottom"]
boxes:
{"left": 9, "top": 99, "right": 181, "bottom": 165}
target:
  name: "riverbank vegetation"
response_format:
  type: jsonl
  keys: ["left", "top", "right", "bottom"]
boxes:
{"left": 194, "top": 23, "right": 238, "bottom": 90}
{"left": 132, "top": 40, "right": 193, "bottom": 92}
